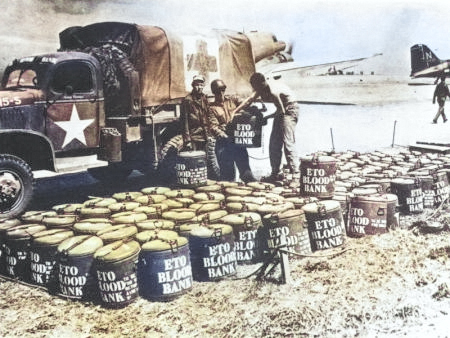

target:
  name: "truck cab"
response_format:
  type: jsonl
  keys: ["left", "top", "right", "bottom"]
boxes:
{"left": 0, "top": 52, "right": 105, "bottom": 218}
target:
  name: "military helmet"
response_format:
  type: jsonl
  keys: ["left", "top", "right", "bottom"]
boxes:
{"left": 211, "top": 79, "right": 227, "bottom": 94}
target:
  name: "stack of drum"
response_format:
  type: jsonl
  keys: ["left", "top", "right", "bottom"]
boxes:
{"left": 1, "top": 147, "right": 449, "bottom": 307}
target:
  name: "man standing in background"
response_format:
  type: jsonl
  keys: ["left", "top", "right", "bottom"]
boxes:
{"left": 432, "top": 76, "right": 450, "bottom": 124}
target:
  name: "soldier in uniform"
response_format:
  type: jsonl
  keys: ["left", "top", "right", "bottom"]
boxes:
{"left": 180, "top": 75, "right": 210, "bottom": 150}
{"left": 208, "top": 79, "right": 256, "bottom": 183}
{"left": 432, "top": 76, "right": 450, "bottom": 124}
{"left": 249, "top": 72, "right": 300, "bottom": 182}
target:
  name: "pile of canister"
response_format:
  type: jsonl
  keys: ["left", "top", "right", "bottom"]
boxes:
{"left": 0, "top": 147, "right": 449, "bottom": 308}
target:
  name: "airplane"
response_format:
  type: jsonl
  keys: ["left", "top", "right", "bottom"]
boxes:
{"left": 410, "top": 44, "right": 450, "bottom": 81}
{"left": 256, "top": 45, "right": 383, "bottom": 80}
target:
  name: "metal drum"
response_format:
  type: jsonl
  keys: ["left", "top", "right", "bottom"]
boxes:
{"left": 189, "top": 224, "right": 237, "bottom": 282}
{"left": 262, "top": 209, "right": 311, "bottom": 257}
{"left": 409, "top": 175, "right": 434, "bottom": 209}
{"left": 94, "top": 240, "right": 140, "bottom": 308}
{"left": 300, "top": 155, "right": 337, "bottom": 199}
{"left": 228, "top": 109, "right": 263, "bottom": 148}
{"left": 175, "top": 151, "right": 208, "bottom": 188}
{"left": 432, "top": 170, "right": 450, "bottom": 207}
{"left": 347, "top": 194, "right": 390, "bottom": 237}
{"left": 220, "top": 212, "right": 263, "bottom": 264}
{"left": 4, "top": 224, "right": 46, "bottom": 281}
{"left": 0, "top": 218, "right": 21, "bottom": 275}
{"left": 29, "top": 229, "right": 74, "bottom": 291}
{"left": 57, "top": 235, "right": 104, "bottom": 301}
{"left": 302, "top": 200, "right": 346, "bottom": 251}
{"left": 384, "top": 193, "right": 400, "bottom": 230}
{"left": 390, "top": 178, "right": 423, "bottom": 214}
{"left": 136, "top": 230, "right": 193, "bottom": 301}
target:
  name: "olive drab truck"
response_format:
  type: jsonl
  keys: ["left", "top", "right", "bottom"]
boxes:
{"left": 0, "top": 22, "right": 286, "bottom": 219}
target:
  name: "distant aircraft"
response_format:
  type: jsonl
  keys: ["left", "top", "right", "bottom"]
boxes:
{"left": 256, "top": 45, "right": 383, "bottom": 80}
{"left": 410, "top": 44, "right": 450, "bottom": 80}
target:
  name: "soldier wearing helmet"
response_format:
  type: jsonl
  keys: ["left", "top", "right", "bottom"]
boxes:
{"left": 180, "top": 75, "right": 209, "bottom": 151}
{"left": 249, "top": 72, "right": 299, "bottom": 182}
{"left": 207, "top": 79, "right": 256, "bottom": 183}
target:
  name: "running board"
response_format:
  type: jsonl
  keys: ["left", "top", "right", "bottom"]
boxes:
{"left": 34, "top": 155, "right": 108, "bottom": 178}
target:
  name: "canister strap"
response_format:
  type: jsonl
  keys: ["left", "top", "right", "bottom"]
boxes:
{"left": 60, "top": 235, "right": 95, "bottom": 257}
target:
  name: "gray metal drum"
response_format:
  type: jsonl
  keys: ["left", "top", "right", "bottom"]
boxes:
{"left": 220, "top": 212, "right": 263, "bottom": 264}
{"left": 302, "top": 200, "right": 346, "bottom": 251}
{"left": 262, "top": 209, "right": 311, "bottom": 257}
{"left": 94, "top": 240, "right": 140, "bottom": 308}
{"left": 175, "top": 151, "right": 208, "bottom": 188}
{"left": 300, "top": 155, "right": 337, "bottom": 199}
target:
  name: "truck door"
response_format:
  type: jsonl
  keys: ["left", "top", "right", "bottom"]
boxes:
{"left": 45, "top": 60, "right": 101, "bottom": 152}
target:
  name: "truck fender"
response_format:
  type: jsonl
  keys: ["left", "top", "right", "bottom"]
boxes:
{"left": 0, "top": 130, "right": 56, "bottom": 171}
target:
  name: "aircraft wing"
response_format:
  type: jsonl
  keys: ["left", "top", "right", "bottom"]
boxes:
{"left": 258, "top": 53, "right": 383, "bottom": 78}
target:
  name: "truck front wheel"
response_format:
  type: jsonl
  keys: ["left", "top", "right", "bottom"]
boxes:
{"left": 0, "top": 155, "right": 34, "bottom": 219}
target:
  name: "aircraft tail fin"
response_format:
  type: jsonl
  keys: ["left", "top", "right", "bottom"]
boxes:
{"left": 410, "top": 44, "right": 441, "bottom": 76}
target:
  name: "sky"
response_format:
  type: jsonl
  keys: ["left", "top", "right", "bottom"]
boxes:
{"left": 2, "top": 0, "right": 450, "bottom": 75}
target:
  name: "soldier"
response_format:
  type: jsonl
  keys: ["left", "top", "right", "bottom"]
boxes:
{"left": 180, "top": 75, "right": 209, "bottom": 150}
{"left": 208, "top": 79, "right": 256, "bottom": 183}
{"left": 432, "top": 76, "right": 450, "bottom": 124}
{"left": 249, "top": 72, "right": 300, "bottom": 182}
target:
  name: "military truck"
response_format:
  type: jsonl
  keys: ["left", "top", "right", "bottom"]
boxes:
{"left": 0, "top": 22, "right": 286, "bottom": 219}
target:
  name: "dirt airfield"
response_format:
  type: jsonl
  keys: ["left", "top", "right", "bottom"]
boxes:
{"left": 2, "top": 75, "right": 450, "bottom": 338}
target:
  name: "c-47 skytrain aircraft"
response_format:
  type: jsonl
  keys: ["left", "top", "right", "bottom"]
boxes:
{"left": 410, "top": 44, "right": 450, "bottom": 81}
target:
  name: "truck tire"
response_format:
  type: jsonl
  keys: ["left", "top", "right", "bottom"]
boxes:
{"left": 206, "top": 137, "right": 221, "bottom": 181}
{"left": 88, "top": 163, "right": 133, "bottom": 183}
{"left": 0, "top": 154, "right": 34, "bottom": 219}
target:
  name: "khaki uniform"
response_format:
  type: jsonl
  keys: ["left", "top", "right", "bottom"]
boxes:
{"left": 180, "top": 93, "right": 209, "bottom": 150}
{"left": 263, "top": 82, "right": 300, "bottom": 174}
{"left": 208, "top": 96, "right": 255, "bottom": 182}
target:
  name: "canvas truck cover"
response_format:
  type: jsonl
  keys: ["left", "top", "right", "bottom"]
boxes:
{"left": 59, "top": 22, "right": 255, "bottom": 107}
